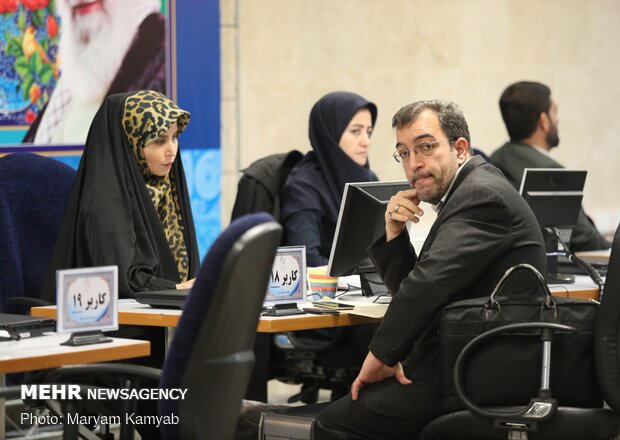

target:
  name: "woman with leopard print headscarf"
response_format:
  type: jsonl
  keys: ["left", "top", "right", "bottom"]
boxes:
{"left": 41, "top": 90, "right": 199, "bottom": 301}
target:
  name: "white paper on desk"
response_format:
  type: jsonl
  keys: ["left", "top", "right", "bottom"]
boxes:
{"left": 337, "top": 301, "right": 388, "bottom": 319}
{"left": 338, "top": 275, "right": 361, "bottom": 290}
{"left": 303, "top": 300, "right": 388, "bottom": 319}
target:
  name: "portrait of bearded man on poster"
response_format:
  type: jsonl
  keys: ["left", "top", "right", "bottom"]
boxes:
{"left": 24, "top": 0, "right": 166, "bottom": 145}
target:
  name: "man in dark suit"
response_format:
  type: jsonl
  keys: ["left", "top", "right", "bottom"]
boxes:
{"left": 314, "top": 100, "right": 547, "bottom": 439}
{"left": 491, "top": 81, "right": 610, "bottom": 251}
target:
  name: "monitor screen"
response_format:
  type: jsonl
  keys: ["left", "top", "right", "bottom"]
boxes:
{"left": 519, "top": 168, "right": 587, "bottom": 283}
{"left": 519, "top": 168, "right": 586, "bottom": 230}
{"left": 328, "top": 181, "right": 410, "bottom": 278}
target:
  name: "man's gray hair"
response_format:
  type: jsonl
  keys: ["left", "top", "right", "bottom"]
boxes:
{"left": 392, "top": 100, "right": 472, "bottom": 153}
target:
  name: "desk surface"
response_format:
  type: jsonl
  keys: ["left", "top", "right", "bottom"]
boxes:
{"left": 575, "top": 248, "right": 611, "bottom": 265}
{"left": 32, "top": 300, "right": 382, "bottom": 332}
{"left": 258, "top": 311, "right": 382, "bottom": 332}
{"left": 0, "top": 334, "right": 150, "bottom": 374}
{"left": 547, "top": 275, "right": 602, "bottom": 300}
{"left": 32, "top": 277, "right": 599, "bottom": 332}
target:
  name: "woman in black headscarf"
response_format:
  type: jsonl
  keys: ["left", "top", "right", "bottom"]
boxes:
{"left": 41, "top": 90, "right": 199, "bottom": 302}
{"left": 281, "top": 91, "right": 378, "bottom": 266}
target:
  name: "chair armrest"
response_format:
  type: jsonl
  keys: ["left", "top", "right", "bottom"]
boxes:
{"left": 283, "top": 328, "right": 343, "bottom": 351}
{"left": 454, "top": 322, "right": 576, "bottom": 421}
{"left": 45, "top": 363, "right": 162, "bottom": 383}
{"left": 0, "top": 385, "right": 22, "bottom": 399}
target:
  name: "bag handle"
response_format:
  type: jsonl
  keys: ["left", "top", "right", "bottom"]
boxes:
{"left": 487, "top": 264, "right": 554, "bottom": 310}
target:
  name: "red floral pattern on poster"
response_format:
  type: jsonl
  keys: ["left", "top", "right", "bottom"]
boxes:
{"left": 20, "top": 0, "right": 49, "bottom": 11}
{"left": 0, "top": 0, "right": 18, "bottom": 14}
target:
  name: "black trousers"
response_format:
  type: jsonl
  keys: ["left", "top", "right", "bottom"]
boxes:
{"left": 313, "top": 372, "right": 443, "bottom": 440}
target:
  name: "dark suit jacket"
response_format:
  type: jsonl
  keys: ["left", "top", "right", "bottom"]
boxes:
{"left": 365, "top": 156, "right": 547, "bottom": 419}
{"left": 491, "top": 141, "right": 611, "bottom": 251}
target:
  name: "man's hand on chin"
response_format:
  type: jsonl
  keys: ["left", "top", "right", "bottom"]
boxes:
{"left": 351, "top": 351, "right": 412, "bottom": 400}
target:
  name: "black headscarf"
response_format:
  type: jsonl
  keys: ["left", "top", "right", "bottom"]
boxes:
{"left": 281, "top": 91, "right": 378, "bottom": 224}
{"left": 40, "top": 91, "right": 199, "bottom": 301}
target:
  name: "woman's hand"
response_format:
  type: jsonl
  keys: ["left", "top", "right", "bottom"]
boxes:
{"left": 176, "top": 278, "right": 195, "bottom": 290}
{"left": 385, "top": 189, "right": 424, "bottom": 241}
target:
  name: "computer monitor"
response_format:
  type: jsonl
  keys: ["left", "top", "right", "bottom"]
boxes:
{"left": 328, "top": 180, "right": 411, "bottom": 296}
{"left": 519, "top": 168, "right": 587, "bottom": 283}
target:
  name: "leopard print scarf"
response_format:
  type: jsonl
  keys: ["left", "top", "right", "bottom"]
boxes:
{"left": 122, "top": 90, "right": 191, "bottom": 282}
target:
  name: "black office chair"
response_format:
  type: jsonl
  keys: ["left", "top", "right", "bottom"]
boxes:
{"left": 0, "top": 152, "right": 76, "bottom": 313}
{"left": 0, "top": 153, "right": 75, "bottom": 435}
{"left": 472, "top": 147, "right": 492, "bottom": 164}
{"left": 230, "top": 150, "right": 303, "bottom": 223}
{"left": 420, "top": 223, "right": 620, "bottom": 440}
{"left": 40, "top": 213, "right": 282, "bottom": 440}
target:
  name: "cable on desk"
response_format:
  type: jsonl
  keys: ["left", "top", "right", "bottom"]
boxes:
{"left": 335, "top": 285, "right": 354, "bottom": 298}
{"left": 371, "top": 293, "right": 390, "bottom": 303}
{"left": 552, "top": 229, "right": 605, "bottom": 300}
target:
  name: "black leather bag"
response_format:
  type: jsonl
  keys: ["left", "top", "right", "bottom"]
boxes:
{"left": 440, "top": 264, "right": 601, "bottom": 411}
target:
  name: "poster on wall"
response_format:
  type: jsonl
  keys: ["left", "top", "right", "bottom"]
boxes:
{"left": 0, "top": 0, "right": 168, "bottom": 146}
{"left": 1, "top": 0, "right": 221, "bottom": 256}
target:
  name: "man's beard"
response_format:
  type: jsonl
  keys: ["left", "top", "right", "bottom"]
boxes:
{"left": 411, "top": 170, "right": 452, "bottom": 206}
{"left": 546, "top": 123, "right": 560, "bottom": 149}
{"left": 57, "top": 0, "right": 159, "bottom": 103}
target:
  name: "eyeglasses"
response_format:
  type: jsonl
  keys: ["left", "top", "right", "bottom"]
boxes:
{"left": 392, "top": 138, "right": 452, "bottom": 163}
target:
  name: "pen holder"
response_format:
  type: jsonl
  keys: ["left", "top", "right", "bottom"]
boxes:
{"left": 307, "top": 266, "right": 339, "bottom": 299}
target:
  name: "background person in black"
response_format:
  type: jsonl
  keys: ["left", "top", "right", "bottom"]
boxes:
{"left": 314, "top": 100, "right": 547, "bottom": 439}
{"left": 32, "top": 90, "right": 200, "bottom": 440}
{"left": 491, "top": 81, "right": 611, "bottom": 251}
{"left": 39, "top": 90, "right": 199, "bottom": 381}
{"left": 281, "top": 91, "right": 378, "bottom": 266}
{"left": 274, "top": 91, "right": 380, "bottom": 403}
{"left": 41, "top": 90, "right": 199, "bottom": 303}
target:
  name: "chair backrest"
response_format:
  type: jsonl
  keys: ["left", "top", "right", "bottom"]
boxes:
{"left": 472, "top": 147, "right": 492, "bottom": 164}
{"left": 230, "top": 150, "right": 303, "bottom": 222}
{"left": 595, "top": 223, "right": 620, "bottom": 411}
{"left": 0, "top": 153, "right": 76, "bottom": 311}
{"left": 159, "top": 213, "right": 282, "bottom": 440}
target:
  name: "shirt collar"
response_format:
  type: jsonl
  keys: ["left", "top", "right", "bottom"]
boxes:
{"left": 529, "top": 143, "right": 552, "bottom": 157}
{"left": 432, "top": 157, "right": 471, "bottom": 213}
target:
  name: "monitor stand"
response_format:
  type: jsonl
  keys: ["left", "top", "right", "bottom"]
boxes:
{"left": 358, "top": 268, "right": 388, "bottom": 297}
{"left": 544, "top": 227, "right": 575, "bottom": 284}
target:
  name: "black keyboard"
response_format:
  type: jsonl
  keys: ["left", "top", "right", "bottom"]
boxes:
{"left": 261, "top": 307, "right": 306, "bottom": 317}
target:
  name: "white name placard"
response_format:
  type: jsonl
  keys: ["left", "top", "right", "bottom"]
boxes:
{"left": 265, "top": 246, "right": 307, "bottom": 305}
{"left": 56, "top": 266, "right": 119, "bottom": 334}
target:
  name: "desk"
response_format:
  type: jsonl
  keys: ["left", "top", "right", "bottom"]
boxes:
{"left": 0, "top": 334, "right": 150, "bottom": 440}
{"left": 32, "top": 276, "right": 599, "bottom": 333}
{"left": 0, "top": 334, "right": 150, "bottom": 374}
{"left": 259, "top": 312, "right": 382, "bottom": 332}
{"left": 575, "top": 248, "right": 611, "bottom": 266}
{"left": 547, "top": 275, "right": 602, "bottom": 300}
{"left": 32, "top": 299, "right": 383, "bottom": 333}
